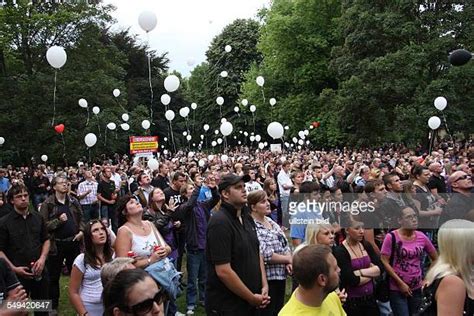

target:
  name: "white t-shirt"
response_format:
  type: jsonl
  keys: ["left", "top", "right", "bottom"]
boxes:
{"left": 73, "top": 253, "right": 104, "bottom": 304}
{"left": 277, "top": 170, "right": 292, "bottom": 197}
{"left": 245, "top": 181, "right": 263, "bottom": 193}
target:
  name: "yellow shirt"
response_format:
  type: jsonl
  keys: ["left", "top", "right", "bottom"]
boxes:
{"left": 279, "top": 290, "right": 346, "bottom": 316}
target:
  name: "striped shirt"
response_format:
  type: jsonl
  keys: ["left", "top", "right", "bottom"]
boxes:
{"left": 254, "top": 217, "right": 291, "bottom": 281}
{"left": 77, "top": 180, "right": 98, "bottom": 205}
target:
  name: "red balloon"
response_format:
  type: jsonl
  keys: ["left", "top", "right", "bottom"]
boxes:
{"left": 312, "top": 121, "right": 320, "bottom": 128}
{"left": 54, "top": 124, "right": 65, "bottom": 134}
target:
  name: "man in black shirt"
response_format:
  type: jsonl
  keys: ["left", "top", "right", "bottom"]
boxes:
{"left": 31, "top": 169, "right": 50, "bottom": 211}
{"left": 0, "top": 184, "right": 50, "bottom": 316}
{"left": 428, "top": 162, "right": 447, "bottom": 201}
{"left": 40, "top": 176, "right": 84, "bottom": 313}
{"left": 97, "top": 166, "right": 118, "bottom": 232}
{"left": 206, "top": 174, "right": 269, "bottom": 315}
{"left": 151, "top": 162, "right": 170, "bottom": 190}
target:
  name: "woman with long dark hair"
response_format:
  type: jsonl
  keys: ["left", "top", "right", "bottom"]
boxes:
{"left": 68, "top": 220, "right": 114, "bottom": 316}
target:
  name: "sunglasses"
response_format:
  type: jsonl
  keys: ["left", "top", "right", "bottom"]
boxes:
{"left": 122, "top": 290, "right": 165, "bottom": 315}
{"left": 454, "top": 174, "right": 470, "bottom": 182}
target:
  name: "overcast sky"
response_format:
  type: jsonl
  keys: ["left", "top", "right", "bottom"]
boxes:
{"left": 104, "top": 0, "right": 270, "bottom": 76}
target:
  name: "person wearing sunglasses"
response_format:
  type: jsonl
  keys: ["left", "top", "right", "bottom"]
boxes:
{"left": 103, "top": 268, "right": 164, "bottom": 316}
{"left": 441, "top": 171, "right": 473, "bottom": 224}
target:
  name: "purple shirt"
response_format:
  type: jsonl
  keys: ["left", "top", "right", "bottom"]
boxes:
{"left": 380, "top": 230, "right": 436, "bottom": 291}
{"left": 348, "top": 256, "right": 374, "bottom": 298}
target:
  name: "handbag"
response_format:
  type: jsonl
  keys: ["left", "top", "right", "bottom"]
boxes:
{"left": 414, "top": 278, "right": 442, "bottom": 316}
{"left": 145, "top": 222, "right": 183, "bottom": 300}
{"left": 375, "top": 231, "right": 396, "bottom": 302}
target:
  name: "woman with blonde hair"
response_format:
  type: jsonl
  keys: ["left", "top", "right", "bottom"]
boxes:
{"left": 422, "top": 219, "right": 474, "bottom": 315}
{"left": 294, "top": 223, "right": 335, "bottom": 254}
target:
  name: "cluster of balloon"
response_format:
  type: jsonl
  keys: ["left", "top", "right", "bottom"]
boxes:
{"left": 46, "top": 46, "right": 67, "bottom": 126}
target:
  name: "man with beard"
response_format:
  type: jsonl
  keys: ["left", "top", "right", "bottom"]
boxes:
{"left": 279, "top": 245, "right": 345, "bottom": 315}
{"left": 206, "top": 174, "right": 270, "bottom": 316}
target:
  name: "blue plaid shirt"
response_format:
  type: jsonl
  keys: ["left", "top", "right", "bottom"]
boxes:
{"left": 254, "top": 217, "right": 291, "bottom": 281}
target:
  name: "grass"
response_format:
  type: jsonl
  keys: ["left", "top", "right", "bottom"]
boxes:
{"left": 58, "top": 274, "right": 293, "bottom": 316}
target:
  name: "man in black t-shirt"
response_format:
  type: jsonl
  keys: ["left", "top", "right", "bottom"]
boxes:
{"left": 151, "top": 163, "right": 170, "bottom": 190}
{"left": 206, "top": 174, "right": 269, "bottom": 316}
{"left": 97, "top": 166, "right": 118, "bottom": 232}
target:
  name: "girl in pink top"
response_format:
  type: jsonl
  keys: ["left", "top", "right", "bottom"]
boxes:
{"left": 380, "top": 206, "right": 438, "bottom": 316}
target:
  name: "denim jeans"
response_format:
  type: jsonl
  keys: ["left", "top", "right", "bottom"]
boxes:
{"left": 186, "top": 249, "right": 207, "bottom": 310}
{"left": 101, "top": 205, "right": 117, "bottom": 233}
{"left": 82, "top": 204, "right": 99, "bottom": 222}
{"left": 389, "top": 289, "right": 422, "bottom": 316}
{"left": 280, "top": 195, "right": 290, "bottom": 227}
{"left": 33, "top": 193, "right": 47, "bottom": 211}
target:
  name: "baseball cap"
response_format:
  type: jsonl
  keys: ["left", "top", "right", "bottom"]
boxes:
{"left": 218, "top": 174, "right": 251, "bottom": 192}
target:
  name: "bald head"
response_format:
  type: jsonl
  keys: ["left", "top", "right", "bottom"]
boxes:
{"left": 429, "top": 162, "right": 442, "bottom": 174}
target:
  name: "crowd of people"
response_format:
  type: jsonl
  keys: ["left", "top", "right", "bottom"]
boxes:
{"left": 0, "top": 142, "right": 472, "bottom": 316}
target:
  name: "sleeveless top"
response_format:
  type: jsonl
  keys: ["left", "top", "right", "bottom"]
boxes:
{"left": 122, "top": 222, "right": 159, "bottom": 258}
{"left": 348, "top": 255, "right": 374, "bottom": 298}
{"left": 421, "top": 276, "right": 474, "bottom": 316}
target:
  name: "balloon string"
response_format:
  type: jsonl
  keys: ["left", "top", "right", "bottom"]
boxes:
{"left": 61, "top": 133, "right": 66, "bottom": 158}
{"left": 169, "top": 120, "right": 176, "bottom": 153}
{"left": 86, "top": 107, "right": 90, "bottom": 126}
{"left": 51, "top": 70, "right": 57, "bottom": 126}
{"left": 96, "top": 114, "right": 101, "bottom": 138}
{"left": 104, "top": 129, "right": 107, "bottom": 146}
{"left": 148, "top": 53, "right": 154, "bottom": 122}
{"left": 441, "top": 112, "right": 454, "bottom": 142}
{"left": 115, "top": 99, "right": 127, "bottom": 113}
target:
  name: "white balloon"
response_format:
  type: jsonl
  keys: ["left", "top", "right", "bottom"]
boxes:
{"left": 220, "top": 71, "right": 228, "bottom": 78}
{"left": 0, "top": 137, "right": 4, "bottom": 145}
{"left": 304, "top": 129, "right": 309, "bottom": 136}
{"left": 84, "top": 133, "right": 97, "bottom": 147}
{"left": 214, "top": 130, "right": 219, "bottom": 135}
{"left": 186, "top": 135, "right": 192, "bottom": 141}
{"left": 244, "top": 131, "right": 249, "bottom": 137}
{"left": 46, "top": 46, "right": 67, "bottom": 69}
{"left": 256, "top": 76, "right": 265, "bottom": 87}
{"left": 113, "top": 89, "right": 120, "bottom": 97}
{"left": 241, "top": 99, "right": 248, "bottom": 106}
{"left": 160, "top": 94, "right": 171, "bottom": 106}
{"left": 428, "top": 116, "right": 441, "bottom": 130}
{"left": 165, "top": 110, "right": 175, "bottom": 121}
{"left": 306, "top": 140, "right": 310, "bottom": 145}
{"left": 258, "top": 143, "right": 264, "bottom": 149}
{"left": 434, "top": 96, "right": 447, "bottom": 111}
{"left": 92, "top": 106, "right": 100, "bottom": 115}
{"left": 179, "top": 107, "right": 190, "bottom": 118}
{"left": 141, "top": 120, "right": 151, "bottom": 129}
{"left": 284, "top": 125, "right": 289, "bottom": 130}
{"left": 269, "top": 98, "right": 277, "bottom": 106}
{"left": 298, "top": 139, "right": 304, "bottom": 145}
{"left": 220, "top": 121, "right": 233, "bottom": 136}
{"left": 221, "top": 154, "right": 229, "bottom": 163}
{"left": 78, "top": 98, "right": 88, "bottom": 108}
{"left": 164, "top": 75, "right": 180, "bottom": 92}
{"left": 138, "top": 11, "right": 157, "bottom": 32}
{"left": 208, "top": 155, "right": 214, "bottom": 161}
{"left": 107, "top": 122, "right": 116, "bottom": 130}
{"left": 250, "top": 136, "right": 255, "bottom": 142}
{"left": 225, "top": 45, "right": 232, "bottom": 53}
{"left": 41, "top": 155, "right": 48, "bottom": 162}
{"left": 298, "top": 131, "right": 305, "bottom": 139}
{"left": 164, "top": 137, "right": 168, "bottom": 142}
{"left": 121, "top": 123, "right": 130, "bottom": 131}
{"left": 191, "top": 103, "right": 197, "bottom": 110}
{"left": 203, "top": 124, "right": 210, "bottom": 131}
{"left": 211, "top": 141, "right": 217, "bottom": 147}
{"left": 183, "top": 131, "right": 188, "bottom": 136}
{"left": 122, "top": 113, "right": 129, "bottom": 122}
{"left": 217, "top": 138, "right": 223, "bottom": 144}
{"left": 216, "top": 97, "right": 224, "bottom": 106}
{"left": 234, "top": 106, "right": 239, "bottom": 113}
{"left": 310, "top": 125, "right": 314, "bottom": 129}
{"left": 267, "top": 122, "right": 284, "bottom": 139}
{"left": 187, "top": 58, "right": 195, "bottom": 67}
{"left": 250, "top": 105, "right": 256, "bottom": 113}
{"left": 255, "top": 135, "right": 261, "bottom": 142}
{"left": 147, "top": 158, "right": 159, "bottom": 170}
{"left": 238, "top": 141, "right": 241, "bottom": 145}
{"left": 292, "top": 137, "right": 298, "bottom": 144}
{"left": 200, "top": 134, "right": 204, "bottom": 140}
{"left": 221, "top": 118, "right": 227, "bottom": 123}
{"left": 198, "top": 159, "right": 205, "bottom": 167}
